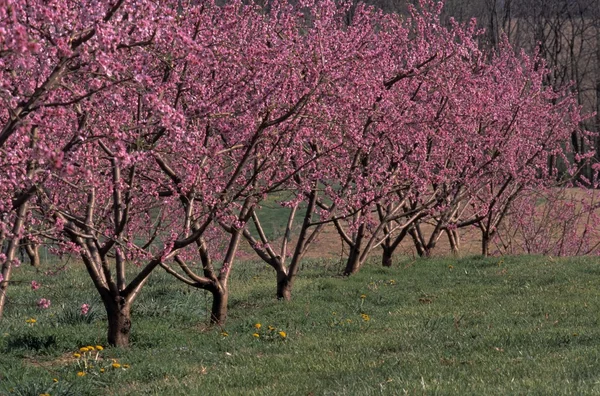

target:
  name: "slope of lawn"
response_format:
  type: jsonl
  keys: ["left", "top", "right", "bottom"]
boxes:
{"left": 2, "top": 255, "right": 600, "bottom": 395}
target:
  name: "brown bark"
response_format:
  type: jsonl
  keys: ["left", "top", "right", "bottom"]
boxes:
{"left": 343, "top": 223, "right": 365, "bottom": 276}
{"left": 446, "top": 229, "right": 460, "bottom": 256}
{"left": 104, "top": 296, "right": 132, "bottom": 347}
{"left": 481, "top": 233, "right": 490, "bottom": 257}
{"left": 25, "top": 241, "right": 40, "bottom": 267}
{"left": 381, "top": 247, "right": 393, "bottom": 267}
{"left": 276, "top": 269, "right": 292, "bottom": 301}
{"left": 210, "top": 285, "right": 228, "bottom": 325}
{"left": 0, "top": 201, "right": 30, "bottom": 319}
{"left": 408, "top": 225, "right": 426, "bottom": 257}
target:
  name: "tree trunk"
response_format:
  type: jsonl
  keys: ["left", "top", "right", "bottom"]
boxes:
{"left": 481, "top": 233, "right": 490, "bottom": 257}
{"left": 408, "top": 226, "right": 426, "bottom": 257}
{"left": 210, "top": 286, "right": 228, "bottom": 325}
{"left": 343, "top": 223, "right": 365, "bottom": 276}
{"left": 344, "top": 247, "right": 363, "bottom": 275}
{"left": 276, "top": 269, "right": 292, "bottom": 301}
{"left": 104, "top": 297, "right": 132, "bottom": 347}
{"left": 381, "top": 246, "right": 393, "bottom": 267}
{"left": 0, "top": 202, "right": 29, "bottom": 319}
{"left": 25, "top": 242, "right": 40, "bottom": 267}
{"left": 446, "top": 229, "right": 460, "bottom": 256}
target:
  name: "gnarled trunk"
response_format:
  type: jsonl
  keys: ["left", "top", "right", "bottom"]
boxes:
{"left": 409, "top": 226, "right": 426, "bottom": 257}
{"left": 25, "top": 242, "right": 40, "bottom": 267}
{"left": 481, "top": 232, "right": 490, "bottom": 257}
{"left": 104, "top": 297, "right": 132, "bottom": 347}
{"left": 210, "top": 286, "right": 228, "bottom": 325}
{"left": 381, "top": 246, "right": 393, "bottom": 267}
{"left": 276, "top": 269, "right": 292, "bottom": 301}
{"left": 446, "top": 229, "right": 460, "bottom": 257}
{"left": 344, "top": 247, "right": 363, "bottom": 276}
{"left": 0, "top": 201, "right": 29, "bottom": 319}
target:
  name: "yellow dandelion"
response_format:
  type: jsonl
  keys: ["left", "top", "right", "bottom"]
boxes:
{"left": 360, "top": 294, "right": 367, "bottom": 299}
{"left": 252, "top": 333, "right": 260, "bottom": 338}
{"left": 39, "top": 393, "right": 50, "bottom": 396}
{"left": 278, "top": 331, "right": 287, "bottom": 339}
{"left": 448, "top": 265, "right": 454, "bottom": 269}
{"left": 52, "top": 378, "right": 58, "bottom": 383}
{"left": 123, "top": 364, "right": 130, "bottom": 369}
{"left": 112, "top": 363, "right": 121, "bottom": 369}
{"left": 267, "top": 325, "right": 275, "bottom": 331}
{"left": 254, "top": 323, "right": 261, "bottom": 329}
{"left": 79, "top": 347, "right": 89, "bottom": 352}
{"left": 77, "top": 371, "right": 86, "bottom": 377}
{"left": 221, "top": 331, "right": 229, "bottom": 337}
{"left": 361, "top": 314, "right": 371, "bottom": 322}
{"left": 95, "top": 345, "right": 104, "bottom": 351}
{"left": 73, "top": 353, "right": 81, "bottom": 358}
{"left": 86, "top": 345, "right": 95, "bottom": 351}
{"left": 25, "top": 318, "right": 37, "bottom": 324}
{"left": 100, "top": 368, "right": 105, "bottom": 373}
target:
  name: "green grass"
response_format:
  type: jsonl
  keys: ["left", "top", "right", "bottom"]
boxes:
{"left": 2, "top": 255, "right": 600, "bottom": 395}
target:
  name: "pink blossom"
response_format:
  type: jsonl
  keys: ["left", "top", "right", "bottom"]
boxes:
{"left": 80, "top": 304, "right": 90, "bottom": 315}
{"left": 37, "top": 298, "right": 51, "bottom": 309}
{"left": 31, "top": 280, "right": 40, "bottom": 290}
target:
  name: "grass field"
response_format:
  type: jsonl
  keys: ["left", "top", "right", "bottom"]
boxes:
{"left": 2, "top": 255, "right": 600, "bottom": 395}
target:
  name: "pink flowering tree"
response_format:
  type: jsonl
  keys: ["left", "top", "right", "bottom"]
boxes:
{"left": 319, "top": 1, "right": 480, "bottom": 275}
{"left": 0, "top": 0, "right": 146, "bottom": 318}
{"left": 403, "top": 38, "right": 585, "bottom": 257}
{"left": 155, "top": 0, "right": 348, "bottom": 315}
{"left": 495, "top": 187, "right": 600, "bottom": 256}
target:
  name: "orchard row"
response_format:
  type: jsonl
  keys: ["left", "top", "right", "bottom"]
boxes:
{"left": 0, "top": 0, "right": 589, "bottom": 346}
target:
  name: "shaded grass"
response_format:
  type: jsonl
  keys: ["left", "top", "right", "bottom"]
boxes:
{"left": 1, "top": 255, "right": 600, "bottom": 394}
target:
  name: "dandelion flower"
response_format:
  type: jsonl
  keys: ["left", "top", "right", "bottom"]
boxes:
{"left": 100, "top": 368, "right": 105, "bottom": 373}
{"left": 53, "top": 378, "right": 58, "bottom": 383}
{"left": 221, "top": 331, "right": 229, "bottom": 337}
{"left": 86, "top": 345, "right": 95, "bottom": 351}
{"left": 252, "top": 333, "right": 260, "bottom": 338}
{"left": 95, "top": 345, "right": 104, "bottom": 351}
{"left": 360, "top": 294, "right": 367, "bottom": 299}
{"left": 73, "top": 353, "right": 81, "bottom": 358}
{"left": 123, "top": 364, "right": 130, "bottom": 369}
{"left": 254, "top": 323, "right": 261, "bottom": 329}
{"left": 77, "top": 371, "right": 86, "bottom": 377}
{"left": 278, "top": 331, "right": 287, "bottom": 339}
{"left": 268, "top": 325, "right": 275, "bottom": 331}
{"left": 112, "top": 363, "right": 121, "bottom": 369}
{"left": 79, "top": 347, "right": 89, "bottom": 352}
{"left": 361, "top": 314, "right": 371, "bottom": 322}
{"left": 25, "top": 318, "right": 37, "bottom": 324}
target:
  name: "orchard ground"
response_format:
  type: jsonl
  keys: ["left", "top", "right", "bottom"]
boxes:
{"left": 2, "top": 255, "right": 600, "bottom": 395}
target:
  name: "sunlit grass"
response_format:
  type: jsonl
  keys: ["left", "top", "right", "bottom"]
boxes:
{"left": 2, "top": 255, "right": 600, "bottom": 394}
